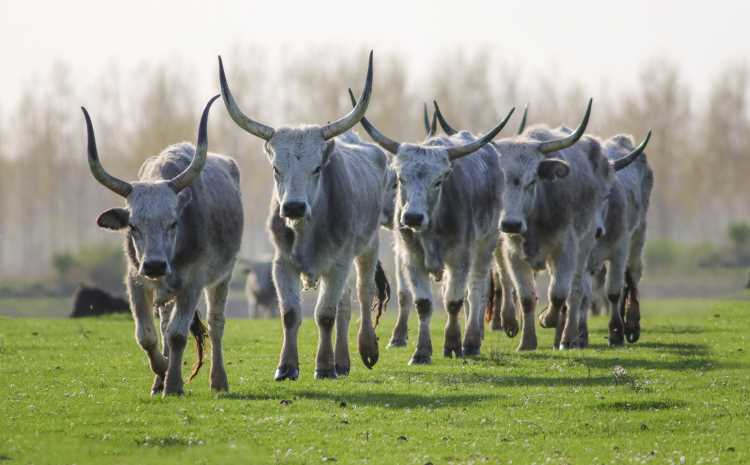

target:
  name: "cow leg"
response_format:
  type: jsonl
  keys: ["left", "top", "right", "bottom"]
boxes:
{"left": 388, "top": 252, "right": 412, "bottom": 348}
{"left": 406, "top": 263, "right": 433, "bottom": 365}
{"left": 442, "top": 264, "right": 468, "bottom": 358}
{"left": 505, "top": 247, "right": 537, "bottom": 351}
{"left": 150, "top": 303, "right": 172, "bottom": 395}
{"left": 606, "top": 247, "right": 628, "bottom": 347}
{"left": 462, "top": 237, "right": 495, "bottom": 356}
{"left": 539, "top": 241, "right": 575, "bottom": 333}
{"left": 496, "top": 244, "right": 519, "bottom": 337}
{"left": 560, "top": 239, "right": 591, "bottom": 350}
{"left": 273, "top": 259, "right": 302, "bottom": 381}
{"left": 205, "top": 276, "right": 231, "bottom": 391}
{"left": 355, "top": 243, "right": 380, "bottom": 370}
{"left": 335, "top": 287, "right": 352, "bottom": 376}
{"left": 578, "top": 273, "right": 592, "bottom": 348}
{"left": 314, "top": 263, "right": 351, "bottom": 379}
{"left": 163, "top": 285, "right": 202, "bottom": 396}
{"left": 126, "top": 276, "right": 167, "bottom": 393}
{"left": 625, "top": 224, "right": 646, "bottom": 343}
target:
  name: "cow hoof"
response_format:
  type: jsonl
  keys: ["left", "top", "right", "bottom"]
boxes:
{"left": 503, "top": 318, "right": 519, "bottom": 338}
{"left": 443, "top": 346, "right": 462, "bottom": 358}
{"left": 210, "top": 370, "right": 229, "bottom": 392}
{"left": 314, "top": 368, "right": 338, "bottom": 379}
{"left": 462, "top": 345, "right": 481, "bottom": 357}
{"left": 609, "top": 328, "right": 625, "bottom": 347}
{"left": 625, "top": 322, "right": 641, "bottom": 343}
{"left": 558, "top": 340, "right": 580, "bottom": 350}
{"left": 274, "top": 365, "right": 299, "bottom": 381}
{"left": 162, "top": 387, "right": 184, "bottom": 397}
{"left": 334, "top": 364, "right": 350, "bottom": 377}
{"left": 538, "top": 310, "right": 558, "bottom": 329}
{"left": 409, "top": 354, "right": 432, "bottom": 365}
{"left": 388, "top": 338, "right": 408, "bottom": 348}
{"left": 516, "top": 339, "right": 537, "bottom": 352}
{"left": 150, "top": 376, "right": 164, "bottom": 396}
{"left": 358, "top": 328, "right": 379, "bottom": 369}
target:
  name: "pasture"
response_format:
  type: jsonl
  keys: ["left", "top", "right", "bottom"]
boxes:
{"left": 1, "top": 298, "right": 748, "bottom": 465}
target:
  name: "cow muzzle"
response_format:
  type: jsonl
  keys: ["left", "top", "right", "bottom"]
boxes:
{"left": 401, "top": 211, "right": 426, "bottom": 231}
{"left": 500, "top": 218, "right": 526, "bottom": 235}
{"left": 281, "top": 201, "right": 307, "bottom": 219}
{"left": 141, "top": 260, "right": 168, "bottom": 279}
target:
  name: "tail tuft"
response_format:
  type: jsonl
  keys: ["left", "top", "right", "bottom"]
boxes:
{"left": 373, "top": 260, "right": 391, "bottom": 328}
{"left": 187, "top": 311, "right": 208, "bottom": 383}
{"left": 485, "top": 272, "right": 496, "bottom": 323}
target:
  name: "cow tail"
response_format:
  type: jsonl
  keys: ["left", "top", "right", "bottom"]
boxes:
{"left": 187, "top": 311, "right": 208, "bottom": 383}
{"left": 373, "top": 260, "right": 391, "bottom": 328}
{"left": 485, "top": 272, "right": 496, "bottom": 323}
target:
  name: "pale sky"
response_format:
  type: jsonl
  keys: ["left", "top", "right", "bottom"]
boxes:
{"left": 1, "top": 0, "right": 748, "bottom": 107}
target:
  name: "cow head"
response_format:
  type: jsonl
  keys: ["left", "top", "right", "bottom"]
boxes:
{"left": 349, "top": 91, "right": 514, "bottom": 233}
{"left": 219, "top": 52, "right": 374, "bottom": 225}
{"left": 82, "top": 95, "right": 218, "bottom": 280}
{"left": 493, "top": 100, "right": 594, "bottom": 235}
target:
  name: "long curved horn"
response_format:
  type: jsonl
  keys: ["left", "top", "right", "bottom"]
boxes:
{"left": 446, "top": 107, "right": 516, "bottom": 161}
{"left": 321, "top": 51, "right": 374, "bottom": 140}
{"left": 218, "top": 56, "right": 275, "bottom": 141}
{"left": 81, "top": 107, "right": 133, "bottom": 198}
{"left": 517, "top": 104, "right": 528, "bottom": 135}
{"left": 169, "top": 95, "right": 219, "bottom": 192}
{"left": 432, "top": 100, "right": 457, "bottom": 136}
{"left": 423, "top": 103, "right": 432, "bottom": 136}
{"left": 538, "top": 98, "right": 593, "bottom": 154}
{"left": 611, "top": 130, "right": 651, "bottom": 171}
{"left": 348, "top": 88, "right": 400, "bottom": 154}
{"left": 424, "top": 104, "right": 438, "bottom": 138}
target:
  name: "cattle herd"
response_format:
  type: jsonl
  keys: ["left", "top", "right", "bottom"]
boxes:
{"left": 81, "top": 51, "right": 652, "bottom": 396}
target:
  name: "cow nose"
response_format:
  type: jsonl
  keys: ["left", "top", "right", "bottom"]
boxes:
{"left": 501, "top": 219, "right": 524, "bottom": 234}
{"left": 402, "top": 212, "right": 424, "bottom": 227}
{"left": 282, "top": 201, "right": 306, "bottom": 219}
{"left": 142, "top": 260, "right": 167, "bottom": 278}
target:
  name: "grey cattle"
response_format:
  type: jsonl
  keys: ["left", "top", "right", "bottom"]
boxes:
{"left": 352, "top": 89, "right": 514, "bottom": 363}
{"left": 491, "top": 100, "right": 650, "bottom": 350}
{"left": 220, "top": 52, "right": 390, "bottom": 380}
{"left": 432, "top": 103, "right": 528, "bottom": 337}
{"left": 82, "top": 95, "right": 243, "bottom": 396}
{"left": 241, "top": 260, "right": 277, "bottom": 319}
{"left": 584, "top": 134, "right": 653, "bottom": 345}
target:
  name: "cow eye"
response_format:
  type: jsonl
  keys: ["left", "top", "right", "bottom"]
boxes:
{"left": 434, "top": 180, "right": 442, "bottom": 188}
{"left": 397, "top": 176, "right": 405, "bottom": 185}
{"left": 169, "top": 222, "right": 178, "bottom": 230}
{"left": 525, "top": 179, "right": 537, "bottom": 190}
{"left": 272, "top": 166, "right": 281, "bottom": 178}
{"left": 312, "top": 166, "right": 321, "bottom": 175}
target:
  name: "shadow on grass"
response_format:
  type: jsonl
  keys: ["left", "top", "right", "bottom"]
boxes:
{"left": 519, "top": 351, "right": 727, "bottom": 371}
{"left": 389, "top": 370, "right": 618, "bottom": 388}
{"left": 220, "top": 389, "right": 493, "bottom": 409}
{"left": 595, "top": 400, "right": 688, "bottom": 411}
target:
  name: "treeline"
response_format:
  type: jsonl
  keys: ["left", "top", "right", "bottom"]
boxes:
{"left": 0, "top": 46, "right": 749, "bottom": 279}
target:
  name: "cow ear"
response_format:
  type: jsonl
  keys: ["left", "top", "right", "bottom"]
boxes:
{"left": 322, "top": 140, "right": 335, "bottom": 166}
{"left": 176, "top": 189, "right": 192, "bottom": 216}
{"left": 97, "top": 208, "right": 129, "bottom": 230}
{"left": 537, "top": 159, "right": 570, "bottom": 180}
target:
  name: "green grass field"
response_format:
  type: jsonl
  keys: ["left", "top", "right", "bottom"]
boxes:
{"left": 1, "top": 299, "right": 748, "bottom": 465}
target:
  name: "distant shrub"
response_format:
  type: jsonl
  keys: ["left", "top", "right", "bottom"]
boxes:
{"left": 645, "top": 239, "right": 720, "bottom": 270}
{"left": 728, "top": 222, "right": 750, "bottom": 252}
{"left": 51, "top": 242, "right": 125, "bottom": 294}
